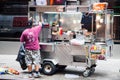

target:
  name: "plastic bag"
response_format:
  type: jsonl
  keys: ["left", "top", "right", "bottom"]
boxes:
{"left": 16, "top": 43, "right": 27, "bottom": 70}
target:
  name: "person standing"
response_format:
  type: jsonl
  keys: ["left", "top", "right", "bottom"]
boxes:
{"left": 20, "top": 20, "right": 42, "bottom": 78}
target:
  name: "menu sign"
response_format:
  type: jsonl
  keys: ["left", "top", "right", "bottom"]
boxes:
{"left": 92, "top": 2, "right": 108, "bottom": 11}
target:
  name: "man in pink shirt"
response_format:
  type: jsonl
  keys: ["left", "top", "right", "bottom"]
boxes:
{"left": 20, "top": 20, "right": 42, "bottom": 78}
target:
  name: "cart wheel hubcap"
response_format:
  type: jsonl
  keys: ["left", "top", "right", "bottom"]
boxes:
{"left": 84, "top": 72, "right": 89, "bottom": 76}
{"left": 45, "top": 65, "right": 52, "bottom": 73}
{"left": 83, "top": 70, "right": 90, "bottom": 77}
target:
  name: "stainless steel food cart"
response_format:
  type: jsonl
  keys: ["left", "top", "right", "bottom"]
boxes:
{"left": 28, "top": 2, "right": 113, "bottom": 77}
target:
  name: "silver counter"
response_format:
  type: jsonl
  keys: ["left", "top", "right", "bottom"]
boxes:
{"left": 39, "top": 42, "right": 55, "bottom": 52}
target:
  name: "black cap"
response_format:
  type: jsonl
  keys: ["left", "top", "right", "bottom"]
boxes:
{"left": 28, "top": 20, "right": 33, "bottom": 27}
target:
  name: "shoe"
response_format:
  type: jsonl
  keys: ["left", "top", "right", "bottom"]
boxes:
{"left": 33, "top": 72, "right": 41, "bottom": 78}
{"left": 37, "top": 72, "right": 41, "bottom": 77}
{"left": 28, "top": 73, "right": 33, "bottom": 78}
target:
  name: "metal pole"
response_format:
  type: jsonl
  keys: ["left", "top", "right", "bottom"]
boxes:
{"left": 91, "top": 13, "right": 94, "bottom": 43}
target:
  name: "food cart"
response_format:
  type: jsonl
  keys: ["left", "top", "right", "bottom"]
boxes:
{"left": 28, "top": 2, "right": 113, "bottom": 77}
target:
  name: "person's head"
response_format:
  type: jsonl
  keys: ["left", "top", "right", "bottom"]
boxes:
{"left": 28, "top": 20, "right": 33, "bottom": 27}
{"left": 28, "top": 20, "right": 39, "bottom": 27}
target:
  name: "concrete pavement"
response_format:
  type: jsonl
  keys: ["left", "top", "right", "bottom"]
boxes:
{"left": 0, "top": 42, "right": 120, "bottom": 80}
{"left": 0, "top": 55, "right": 120, "bottom": 80}
{"left": 0, "top": 55, "right": 30, "bottom": 80}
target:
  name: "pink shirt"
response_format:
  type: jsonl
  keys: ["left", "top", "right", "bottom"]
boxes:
{"left": 20, "top": 25, "right": 42, "bottom": 50}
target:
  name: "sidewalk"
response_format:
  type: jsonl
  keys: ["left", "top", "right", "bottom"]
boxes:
{"left": 0, "top": 44, "right": 120, "bottom": 80}
{"left": 0, "top": 55, "right": 32, "bottom": 80}
{"left": 0, "top": 55, "right": 120, "bottom": 80}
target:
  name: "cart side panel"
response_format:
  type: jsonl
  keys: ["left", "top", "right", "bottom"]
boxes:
{"left": 40, "top": 43, "right": 56, "bottom": 62}
{"left": 70, "top": 45, "right": 86, "bottom": 55}
{"left": 70, "top": 45, "right": 88, "bottom": 66}
{"left": 54, "top": 43, "right": 73, "bottom": 65}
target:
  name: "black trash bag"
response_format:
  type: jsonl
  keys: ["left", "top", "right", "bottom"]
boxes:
{"left": 16, "top": 44, "right": 27, "bottom": 70}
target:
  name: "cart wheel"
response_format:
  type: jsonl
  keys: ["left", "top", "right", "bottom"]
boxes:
{"left": 42, "top": 62, "right": 56, "bottom": 75}
{"left": 90, "top": 67, "right": 95, "bottom": 74}
{"left": 83, "top": 69, "right": 90, "bottom": 77}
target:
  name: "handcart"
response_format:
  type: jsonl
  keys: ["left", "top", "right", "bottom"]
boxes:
{"left": 28, "top": 2, "right": 113, "bottom": 77}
